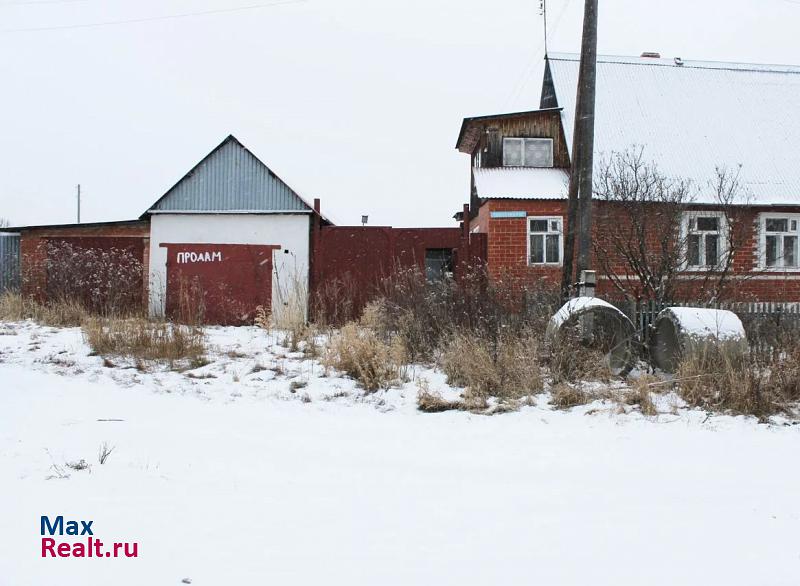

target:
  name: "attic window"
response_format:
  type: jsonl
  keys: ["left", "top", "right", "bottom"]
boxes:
{"left": 503, "top": 138, "right": 553, "bottom": 168}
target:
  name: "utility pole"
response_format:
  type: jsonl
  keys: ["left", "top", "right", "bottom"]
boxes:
{"left": 575, "top": 0, "right": 598, "bottom": 276}
{"left": 561, "top": 0, "right": 599, "bottom": 298}
{"left": 76, "top": 184, "right": 81, "bottom": 223}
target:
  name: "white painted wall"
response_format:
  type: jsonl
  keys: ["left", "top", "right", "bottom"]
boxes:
{"left": 148, "top": 213, "right": 311, "bottom": 323}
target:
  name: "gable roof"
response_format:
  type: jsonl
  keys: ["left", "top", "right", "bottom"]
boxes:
{"left": 144, "top": 135, "right": 314, "bottom": 215}
{"left": 455, "top": 108, "right": 562, "bottom": 153}
{"left": 544, "top": 52, "right": 800, "bottom": 204}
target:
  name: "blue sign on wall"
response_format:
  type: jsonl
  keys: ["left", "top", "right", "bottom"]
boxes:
{"left": 489, "top": 211, "right": 527, "bottom": 219}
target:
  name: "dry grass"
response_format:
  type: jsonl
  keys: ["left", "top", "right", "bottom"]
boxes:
{"left": 550, "top": 383, "right": 590, "bottom": 409}
{"left": 416, "top": 389, "right": 457, "bottom": 412}
{"left": 439, "top": 331, "right": 543, "bottom": 401}
{"left": 323, "top": 323, "right": 405, "bottom": 391}
{"left": 415, "top": 378, "right": 458, "bottom": 412}
{"left": 622, "top": 374, "right": 660, "bottom": 416}
{"left": 676, "top": 341, "right": 800, "bottom": 418}
{"left": 548, "top": 324, "right": 613, "bottom": 384}
{"left": 0, "top": 292, "right": 89, "bottom": 327}
{"left": 82, "top": 317, "right": 206, "bottom": 363}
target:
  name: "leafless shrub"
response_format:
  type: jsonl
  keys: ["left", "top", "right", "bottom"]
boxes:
{"left": 98, "top": 442, "right": 115, "bottom": 465}
{"left": 323, "top": 323, "right": 405, "bottom": 391}
{"left": 44, "top": 241, "right": 144, "bottom": 316}
{"left": 361, "top": 266, "right": 560, "bottom": 363}
{"left": 83, "top": 317, "right": 206, "bottom": 364}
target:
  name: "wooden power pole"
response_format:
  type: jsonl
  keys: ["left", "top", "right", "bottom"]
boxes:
{"left": 561, "top": 0, "right": 599, "bottom": 298}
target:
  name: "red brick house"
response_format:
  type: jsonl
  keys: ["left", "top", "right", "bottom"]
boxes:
{"left": 456, "top": 53, "right": 800, "bottom": 302}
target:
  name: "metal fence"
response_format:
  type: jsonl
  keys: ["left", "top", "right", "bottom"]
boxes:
{"left": 621, "top": 299, "right": 800, "bottom": 343}
{"left": 0, "top": 233, "right": 20, "bottom": 293}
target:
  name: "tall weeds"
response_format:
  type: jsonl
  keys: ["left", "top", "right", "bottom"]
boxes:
{"left": 0, "top": 292, "right": 88, "bottom": 327}
{"left": 676, "top": 341, "right": 800, "bottom": 418}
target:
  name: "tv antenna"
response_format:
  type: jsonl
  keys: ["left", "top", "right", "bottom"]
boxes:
{"left": 539, "top": 0, "right": 548, "bottom": 55}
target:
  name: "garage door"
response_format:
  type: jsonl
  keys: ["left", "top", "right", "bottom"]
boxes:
{"left": 162, "top": 243, "right": 279, "bottom": 325}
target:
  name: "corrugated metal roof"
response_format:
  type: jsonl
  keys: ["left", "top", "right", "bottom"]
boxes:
{"left": 148, "top": 135, "right": 313, "bottom": 213}
{"left": 547, "top": 53, "right": 800, "bottom": 204}
{"left": 474, "top": 167, "right": 569, "bottom": 199}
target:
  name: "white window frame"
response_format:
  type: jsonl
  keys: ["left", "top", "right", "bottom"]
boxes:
{"left": 758, "top": 213, "right": 800, "bottom": 271}
{"left": 681, "top": 211, "right": 728, "bottom": 271}
{"left": 528, "top": 216, "right": 563, "bottom": 266}
{"left": 502, "top": 137, "right": 554, "bottom": 168}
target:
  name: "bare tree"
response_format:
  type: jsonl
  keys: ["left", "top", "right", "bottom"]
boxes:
{"left": 592, "top": 147, "right": 749, "bottom": 305}
{"left": 0, "top": 218, "right": 9, "bottom": 229}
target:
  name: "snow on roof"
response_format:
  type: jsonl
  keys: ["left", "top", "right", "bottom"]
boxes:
{"left": 547, "top": 53, "right": 800, "bottom": 205}
{"left": 660, "top": 307, "right": 746, "bottom": 340}
{"left": 473, "top": 167, "right": 569, "bottom": 199}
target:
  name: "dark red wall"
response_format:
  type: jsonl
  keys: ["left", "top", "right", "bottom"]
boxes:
{"left": 162, "top": 243, "right": 278, "bottom": 325}
{"left": 311, "top": 224, "right": 487, "bottom": 321}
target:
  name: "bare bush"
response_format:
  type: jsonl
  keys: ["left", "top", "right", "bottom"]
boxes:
{"left": 323, "top": 323, "right": 405, "bottom": 391}
{"left": 362, "top": 266, "right": 560, "bottom": 363}
{"left": 44, "top": 241, "right": 144, "bottom": 315}
{"left": 98, "top": 442, "right": 115, "bottom": 465}
{"left": 83, "top": 317, "right": 206, "bottom": 363}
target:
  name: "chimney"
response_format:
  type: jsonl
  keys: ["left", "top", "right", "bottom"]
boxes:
{"left": 640, "top": 51, "right": 661, "bottom": 59}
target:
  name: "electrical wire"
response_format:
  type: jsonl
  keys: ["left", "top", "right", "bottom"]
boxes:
{"left": 0, "top": 0, "right": 306, "bottom": 33}
{"left": 503, "top": 0, "right": 572, "bottom": 110}
{"left": 0, "top": 0, "right": 88, "bottom": 6}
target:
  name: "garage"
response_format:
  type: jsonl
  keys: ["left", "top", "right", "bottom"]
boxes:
{"left": 145, "top": 135, "right": 320, "bottom": 325}
{"left": 163, "top": 243, "right": 278, "bottom": 325}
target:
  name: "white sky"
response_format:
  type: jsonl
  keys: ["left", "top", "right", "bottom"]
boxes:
{"left": 1, "top": 0, "right": 798, "bottom": 228}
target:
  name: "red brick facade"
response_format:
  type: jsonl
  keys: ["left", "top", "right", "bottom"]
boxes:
{"left": 19, "top": 221, "right": 150, "bottom": 307}
{"left": 472, "top": 199, "right": 800, "bottom": 302}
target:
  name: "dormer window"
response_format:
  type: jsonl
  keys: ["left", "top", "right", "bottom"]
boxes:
{"left": 503, "top": 138, "right": 553, "bottom": 168}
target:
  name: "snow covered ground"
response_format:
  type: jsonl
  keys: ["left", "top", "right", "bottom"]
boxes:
{"left": 1, "top": 321, "right": 799, "bottom": 585}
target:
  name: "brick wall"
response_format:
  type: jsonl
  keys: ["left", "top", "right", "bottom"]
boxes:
{"left": 471, "top": 199, "right": 800, "bottom": 303}
{"left": 19, "top": 221, "right": 150, "bottom": 307}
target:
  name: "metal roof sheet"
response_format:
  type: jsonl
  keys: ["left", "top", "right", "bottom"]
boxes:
{"left": 546, "top": 53, "right": 800, "bottom": 204}
{"left": 473, "top": 167, "right": 569, "bottom": 199}
{"left": 147, "top": 135, "right": 313, "bottom": 214}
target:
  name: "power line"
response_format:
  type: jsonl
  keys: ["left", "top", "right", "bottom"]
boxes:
{"left": 0, "top": 0, "right": 88, "bottom": 6}
{"left": 503, "top": 0, "right": 572, "bottom": 109}
{"left": 0, "top": 0, "right": 306, "bottom": 33}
